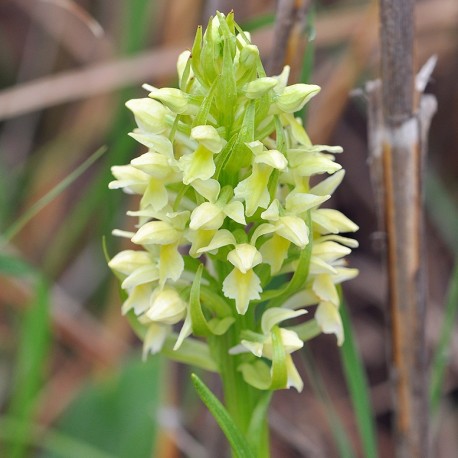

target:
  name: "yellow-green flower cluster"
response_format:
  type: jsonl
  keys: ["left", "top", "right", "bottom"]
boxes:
{"left": 109, "top": 12, "right": 358, "bottom": 392}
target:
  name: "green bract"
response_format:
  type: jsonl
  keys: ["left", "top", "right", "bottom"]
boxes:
{"left": 109, "top": 12, "right": 358, "bottom": 392}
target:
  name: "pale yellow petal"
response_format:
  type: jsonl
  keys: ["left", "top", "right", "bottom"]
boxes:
{"left": 312, "top": 274, "right": 339, "bottom": 306}
{"left": 222, "top": 268, "right": 262, "bottom": 314}
{"left": 315, "top": 301, "right": 344, "bottom": 346}
{"left": 227, "top": 244, "right": 262, "bottom": 273}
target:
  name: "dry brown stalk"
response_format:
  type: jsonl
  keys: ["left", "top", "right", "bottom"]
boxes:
{"left": 268, "top": 0, "right": 310, "bottom": 78}
{"left": 0, "top": 0, "right": 455, "bottom": 121}
{"left": 367, "top": 1, "right": 437, "bottom": 456}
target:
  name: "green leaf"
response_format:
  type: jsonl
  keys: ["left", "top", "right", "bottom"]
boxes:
{"left": 200, "top": 285, "right": 232, "bottom": 316}
{"left": 190, "top": 264, "right": 211, "bottom": 336}
{"left": 339, "top": 298, "right": 378, "bottom": 458}
{"left": 192, "top": 77, "right": 218, "bottom": 127}
{"left": 265, "top": 211, "right": 313, "bottom": 307}
{"left": 191, "top": 374, "right": 256, "bottom": 458}
{"left": 301, "top": 346, "right": 356, "bottom": 458}
{"left": 201, "top": 17, "right": 218, "bottom": 84}
{"left": 289, "top": 318, "right": 322, "bottom": 342}
{"left": 191, "top": 25, "right": 206, "bottom": 85}
{"left": 208, "top": 317, "right": 235, "bottom": 335}
{"left": 238, "top": 360, "right": 271, "bottom": 390}
{"left": 430, "top": 261, "right": 458, "bottom": 413}
{"left": 214, "top": 133, "right": 238, "bottom": 179}
{"left": 247, "top": 391, "right": 272, "bottom": 456}
{"left": 269, "top": 326, "right": 287, "bottom": 389}
{"left": 3, "top": 146, "right": 106, "bottom": 244}
{"left": 7, "top": 278, "right": 51, "bottom": 458}
{"left": 50, "top": 357, "right": 161, "bottom": 458}
{"left": 0, "top": 254, "right": 35, "bottom": 277}
{"left": 161, "top": 336, "right": 218, "bottom": 372}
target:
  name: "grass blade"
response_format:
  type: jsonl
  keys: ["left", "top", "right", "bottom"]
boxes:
{"left": 191, "top": 373, "right": 255, "bottom": 458}
{"left": 3, "top": 146, "right": 106, "bottom": 244}
{"left": 425, "top": 170, "right": 458, "bottom": 413}
{"left": 7, "top": 278, "right": 51, "bottom": 458}
{"left": 339, "top": 297, "right": 378, "bottom": 458}
{"left": 301, "top": 346, "right": 356, "bottom": 458}
{"left": 430, "top": 262, "right": 458, "bottom": 413}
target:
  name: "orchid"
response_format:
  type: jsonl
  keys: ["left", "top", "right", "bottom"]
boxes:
{"left": 108, "top": 12, "right": 358, "bottom": 457}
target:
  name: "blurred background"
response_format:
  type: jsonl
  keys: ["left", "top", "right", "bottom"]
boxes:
{"left": 1, "top": 0, "right": 457, "bottom": 456}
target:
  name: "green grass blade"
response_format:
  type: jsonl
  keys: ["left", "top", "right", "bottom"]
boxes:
{"left": 301, "top": 346, "right": 356, "bottom": 458}
{"left": 0, "top": 254, "right": 35, "bottom": 277}
{"left": 425, "top": 169, "right": 458, "bottom": 413}
{"left": 339, "top": 298, "right": 378, "bottom": 458}
{"left": 430, "top": 262, "right": 458, "bottom": 413}
{"left": 7, "top": 278, "right": 51, "bottom": 458}
{"left": 191, "top": 374, "right": 255, "bottom": 458}
{"left": 3, "top": 146, "right": 106, "bottom": 244}
{"left": 425, "top": 170, "right": 458, "bottom": 254}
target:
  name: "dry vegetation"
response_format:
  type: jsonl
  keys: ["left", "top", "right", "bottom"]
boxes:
{"left": 1, "top": 0, "right": 458, "bottom": 457}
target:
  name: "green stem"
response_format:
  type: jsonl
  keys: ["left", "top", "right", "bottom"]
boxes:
{"left": 213, "top": 324, "right": 271, "bottom": 457}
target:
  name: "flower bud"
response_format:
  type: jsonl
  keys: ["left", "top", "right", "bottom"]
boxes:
{"left": 146, "top": 288, "right": 187, "bottom": 325}
{"left": 191, "top": 125, "right": 225, "bottom": 153}
{"left": 109, "top": 165, "right": 149, "bottom": 195}
{"left": 237, "top": 44, "right": 259, "bottom": 74}
{"left": 315, "top": 301, "right": 344, "bottom": 346}
{"left": 177, "top": 50, "right": 192, "bottom": 83}
{"left": 125, "top": 98, "right": 170, "bottom": 133}
{"left": 108, "top": 250, "right": 152, "bottom": 276}
{"left": 148, "top": 87, "right": 191, "bottom": 114}
{"left": 190, "top": 202, "right": 225, "bottom": 231}
{"left": 243, "top": 77, "right": 278, "bottom": 99}
{"left": 274, "top": 84, "right": 321, "bottom": 113}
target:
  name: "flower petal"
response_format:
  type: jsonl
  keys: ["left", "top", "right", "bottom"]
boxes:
{"left": 132, "top": 221, "right": 180, "bottom": 245}
{"left": 312, "top": 273, "right": 339, "bottom": 306}
{"left": 108, "top": 250, "right": 152, "bottom": 276}
{"left": 131, "top": 152, "right": 174, "bottom": 178}
{"left": 276, "top": 216, "right": 309, "bottom": 248}
{"left": 109, "top": 165, "right": 150, "bottom": 194}
{"left": 128, "top": 132, "right": 174, "bottom": 157}
{"left": 285, "top": 193, "right": 330, "bottom": 214}
{"left": 125, "top": 98, "right": 170, "bottom": 134}
{"left": 196, "top": 229, "right": 236, "bottom": 254}
{"left": 222, "top": 268, "right": 262, "bottom": 314}
{"left": 191, "top": 178, "right": 220, "bottom": 202}
{"left": 260, "top": 234, "right": 290, "bottom": 274}
{"left": 315, "top": 301, "right": 344, "bottom": 346}
{"left": 122, "top": 264, "right": 159, "bottom": 289}
{"left": 255, "top": 149, "right": 288, "bottom": 170}
{"left": 285, "top": 354, "right": 304, "bottom": 392}
{"left": 143, "top": 322, "right": 171, "bottom": 358}
{"left": 261, "top": 308, "right": 307, "bottom": 334}
{"left": 159, "top": 244, "right": 184, "bottom": 285}
{"left": 146, "top": 288, "right": 187, "bottom": 324}
{"left": 227, "top": 244, "right": 262, "bottom": 273}
{"left": 312, "top": 209, "right": 359, "bottom": 234}
{"left": 310, "top": 169, "right": 345, "bottom": 196}
{"left": 179, "top": 146, "right": 216, "bottom": 185}
{"left": 190, "top": 202, "right": 225, "bottom": 230}
{"left": 122, "top": 284, "right": 151, "bottom": 315}
{"left": 191, "top": 125, "right": 225, "bottom": 153}
{"left": 223, "top": 200, "right": 246, "bottom": 225}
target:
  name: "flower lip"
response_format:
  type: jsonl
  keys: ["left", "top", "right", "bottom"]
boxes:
{"left": 227, "top": 243, "right": 262, "bottom": 273}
